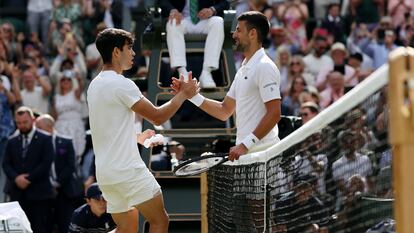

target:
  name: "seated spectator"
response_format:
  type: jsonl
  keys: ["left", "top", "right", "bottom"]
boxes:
{"left": 0, "top": 77, "right": 15, "bottom": 158}
{"left": 266, "top": 27, "right": 297, "bottom": 61}
{"left": 303, "top": 35, "right": 333, "bottom": 79}
{"left": 299, "top": 101, "right": 319, "bottom": 124}
{"left": 350, "top": 0, "right": 381, "bottom": 29}
{"left": 346, "top": 23, "right": 375, "bottom": 71}
{"left": 294, "top": 133, "right": 328, "bottom": 194}
{"left": 316, "top": 42, "right": 357, "bottom": 92}
{"left": 51, "top": 1, "right": 83, "bottom": 42}
{"left": 160, "top": 0, "right": 230, "bottom": 88}
{"left": 348, "top": 52, "right": 373, "bottom": 83}
{"left": 49, "top": 19, "right": 85, "bottom": 56}
{"left": 319, "top": 71, "right": 346, "bottom": 109}
{"left": 85, "top": 23, "right": 106, "bottom": 80}
{"left": 276, "top": 0, "right": 309, "bottom": 52}
{"left": 17, "top": 63, "right": 52, "bottom": 114}
{"left": 275, "top": 45, "right": 291, "bottom": 94}
{"left": 91, "top": 0, "right": 123, "bottom": 29}
{"left": 321, "top": 3, "right": 346, "bottom": 44}
{"left": 52, "top": 69, "right": 86, "bottom": 163}
{"left": 247, "top": 0, "right": 274, "bottom": 20}
{"left": 289, "top": 55, "right": 316, "bottom": 90}
{"left": 299, "top": 86, "right": 320, "bottom": 106}
{"left": 332, "top": 130, "right": 372, "bottom": 210}
{"left": 69, "top": 183, "right": 116, "bottom": 233}
{"left": 358, "top": 29, "right": 398, "bottom": 69}
{"left": 388, "top": 0, "right": 414, "bottom": 28}
{"left": 0, "top": 22, "right": 23, "bottom": 63}
{"left": 281, "top": 174, "right": 329, "bottom": 232}
{"left": 282, "top": 76, "right": 307, "bottom": 116}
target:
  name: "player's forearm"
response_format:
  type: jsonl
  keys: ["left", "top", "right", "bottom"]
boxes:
{"left": 153, "top": 93, "right": 186, "bottom": 125}
{"left": 199, "top": 98, "right": 232, "bottom": 121}
{"left": 251, "top": 111, "right": 280, "bottom": 140}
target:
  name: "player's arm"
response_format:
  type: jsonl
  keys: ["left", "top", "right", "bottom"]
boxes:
{"left": 250, "top": 99, "right": 281, "bottom": 140}
{"left": 196, "top": 96, "right": 236, "bottom": 121}
{"left": 228, "top": 99, "right": 280, "bottom": 161}
{"left": 132, "top": 78, "right": 198, "bottom": 125}
{"left": 170, "top": 77, "right": 235, "bottom": 121}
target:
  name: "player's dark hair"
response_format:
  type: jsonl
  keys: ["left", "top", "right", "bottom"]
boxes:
{"left": 96, "top": 28, "right": 134, "bottom": 64}
{"left": 237, "top": 11, "right": 270, "bottom": 44}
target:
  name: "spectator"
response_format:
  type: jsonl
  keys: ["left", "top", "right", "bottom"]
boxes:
{"left": 346, "top": 23, "right": 375, "bottom": 71}
{"left": 85, "top": 22, "right": 106, "bottom": 80}
{"left": 350, "top": 0, "right": 382, "bottom": 29}
{"left": 388, "top": 0, "right": 414, "bottom": 28}
{"left": 321, "top": 3, "right": 347, "bottom": 44}
{"left": 0, "top": 22, "right": 23, "bottom": 63}
{"left": 36, "top": 114, "right": 84, "bottom": 233}
{"left": 289, "top": 55, "right": 316, "bottom": 90}
{"left": 316, "top": 42, "right": 357, "bottom": 92}
{"left": 51, "top": 0, "right": 83, "bottom": 40}
{"left": 2, "top": 106, "right": 55, "bottom": 233}
{"left": 49, "top": 19, "right": 85, "bottom": 57}
{"left": 26, "top": 0, "right": 53, "bottom": 44}
{"left": 276, "top": 0, "right": 309, "bottom": 52}
{"left": 282, "top": 76, "right": 307, "bottom": 116}
{"left": 303, "top": 35, "right": 333, "bottom": 79}
{"left": 266, "top": 27, "right": 297, "bottom": 61}
{"left": 294, "top": 133, "right": 328, "bottom": 194}
{"left": 17, "top": 63, "right": 52, "bottom": 114}
{"left": 247, "top": 0, "right": 274, "bottom": 20}
{"left": 68, "top": 183, "right": 116, "bottom": 233}
{"left": 359, "top": 29, "right": 398, "bottom": 69}
{"left": 319, "top": 71, "right": 346, "bottom": 109}
{"left": 347, "top": 52, "right": 372, "bottom": 83}
{"left": 0, "top": 77, "right": 15, "bottom": 158}
{"left": 332, "top": 130, "right": 372, "bottom": 209}
{"left": 275, "top": 45, "right": 291, "bottom": 95}
{"left": 52, "top": 69, "right": 86, "bottom": 162}
{"left": 299, "top": 101, "right": 319, "bottom": 124}
{"left": 92, "top": 0, "right": 123, "bottom": 29}
{"left": 160, "top": 0, "right": 230, "bottom": 88}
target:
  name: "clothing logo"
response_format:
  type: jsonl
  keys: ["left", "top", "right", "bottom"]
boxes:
{"left": 252, "top": 139, "right": 256, "bottom": 143}
{"left": 244, "top": 76, "right": 248, "bottom": 80}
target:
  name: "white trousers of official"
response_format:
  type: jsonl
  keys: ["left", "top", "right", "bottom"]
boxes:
{"left": 166, "top": 16, "right": 224, "bottom": 69}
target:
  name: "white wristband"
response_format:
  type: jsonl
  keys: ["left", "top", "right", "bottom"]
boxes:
{"left": 241, "top": 133, "right": 259, "bottom": 150}
{"left": 189, "top": 93, "right": 205, "bottom": 107}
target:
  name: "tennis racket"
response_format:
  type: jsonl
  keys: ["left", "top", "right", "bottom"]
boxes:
{"left": 173, "top": 152, "right": 229, "bottom": 177}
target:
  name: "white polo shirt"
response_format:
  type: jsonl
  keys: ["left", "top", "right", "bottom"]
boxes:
{"left": 87, "top": 70, "right": 145, "bottom": 185}
{"left": 227, "top": 48, "right": 281, "bottom": 146}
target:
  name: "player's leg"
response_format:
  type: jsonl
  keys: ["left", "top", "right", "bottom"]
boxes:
{"left": 111, "top": 208, "right": 139, "bottom": 233}
{"left": 135, "top": 192, "right": 169, "bottom": 233}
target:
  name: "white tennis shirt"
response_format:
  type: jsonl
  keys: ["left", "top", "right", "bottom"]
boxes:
{"left": 87, "top": 70, "right": 145, "bottom": 185}
{"left": 227, "top": 48, "right": 281, "bottom": 146}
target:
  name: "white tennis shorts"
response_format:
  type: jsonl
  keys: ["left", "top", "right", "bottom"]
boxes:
{"left": 100, "top": 168, "right": 161, "bottom": 213}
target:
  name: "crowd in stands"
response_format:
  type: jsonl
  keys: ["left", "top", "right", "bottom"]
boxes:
{"left": 0, "top": 0, "right": 407, "bottom": 232}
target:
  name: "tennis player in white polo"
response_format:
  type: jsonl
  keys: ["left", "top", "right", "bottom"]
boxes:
{"left": 87, "top": 28, "right": 198, "bottom": 233}
{"left": 173, "top": 11, "right": 281, "bottom": 161}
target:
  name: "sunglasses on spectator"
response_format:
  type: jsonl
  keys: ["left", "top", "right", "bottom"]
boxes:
{"left": 290, "top": 62, "right": 301, "bottom": 66}
{"left": 299, "top": 112, "right": 309, "bottom": 117}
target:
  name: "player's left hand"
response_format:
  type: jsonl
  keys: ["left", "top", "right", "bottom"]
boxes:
{"left": 228, "top": 144, "right": 248, "bottom": 161}
{"left": 137, "top": 129, "right": 155, "bottom": 145}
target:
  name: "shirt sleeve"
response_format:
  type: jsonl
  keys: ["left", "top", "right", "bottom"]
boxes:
{"left": 227, "top": 80, "right": 236, "bottom": 99}
{"left": 256, "top": 62, "right": 281, "bottom": 102}
{"left": 114, "top": 78, "right": 144, "bottom": 108}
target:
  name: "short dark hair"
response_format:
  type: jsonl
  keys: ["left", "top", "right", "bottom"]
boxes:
{"left": 96, "top": 28, "right": 134, "bottom": 64}
{"left": 237, "top": 11, "right": 270, "bottom": 44}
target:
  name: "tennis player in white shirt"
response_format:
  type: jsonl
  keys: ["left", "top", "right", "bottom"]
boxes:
{"left": 87, "top": 28, "right": 198, "bottom": 233}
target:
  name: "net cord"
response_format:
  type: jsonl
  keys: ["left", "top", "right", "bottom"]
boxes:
{"left": 225, "top": 64, "right": 389, "bottom": 166}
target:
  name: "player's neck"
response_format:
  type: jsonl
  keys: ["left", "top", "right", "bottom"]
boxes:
{"left": 102, "top": 63, "right": 123, "bottom": 74}
{"left": 243, "top": 44, "right": 262, "bottom": 62}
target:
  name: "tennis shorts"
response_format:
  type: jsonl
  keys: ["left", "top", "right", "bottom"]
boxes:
{"left": 100, "top": 168, "right": 161, "bottom": 213}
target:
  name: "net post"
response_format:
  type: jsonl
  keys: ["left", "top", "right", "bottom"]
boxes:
{"left": 201, "top": 173, "right": 208, "bottom": 233}
{"left": 389, "top": 47, "right": 414, "bottom": 233}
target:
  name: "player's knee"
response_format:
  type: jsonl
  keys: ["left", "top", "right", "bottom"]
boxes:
{"left": 149, "top": 211, "right": 169, "bottom": 227}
